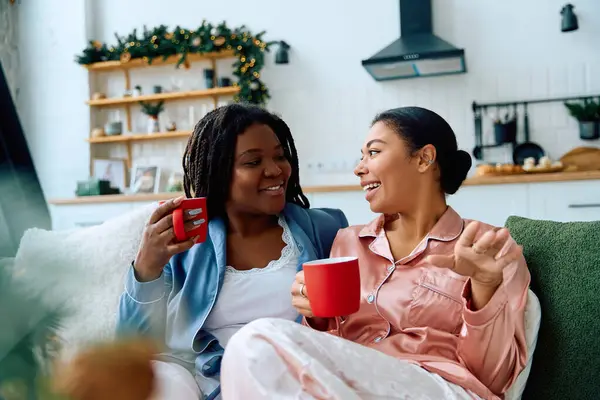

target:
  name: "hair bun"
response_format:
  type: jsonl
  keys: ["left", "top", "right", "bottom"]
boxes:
{"left": 441, "top": 150, "right": 472, "bottom": 195}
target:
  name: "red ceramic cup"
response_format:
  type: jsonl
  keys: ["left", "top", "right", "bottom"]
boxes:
{"left": 160, "top": 198, "right": 208, "bottom": 244}
{"left": 302, "top": 256, "right": 361, "bottom": 318}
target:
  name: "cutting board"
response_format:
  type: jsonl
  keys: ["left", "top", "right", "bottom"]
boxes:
{"left": 559, "top": 147, "right": 600, "bottom": 171}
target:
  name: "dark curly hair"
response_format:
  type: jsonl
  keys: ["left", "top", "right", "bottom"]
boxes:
{"left": 182, "top": 103, "right": 309, "bottom": 219}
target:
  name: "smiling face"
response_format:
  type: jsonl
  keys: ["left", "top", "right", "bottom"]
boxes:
{"left": 355, "top": 121, "right": 437, "bottom": 214}
{"left": 227, "top": 123, "right": 292, "bottom": 216}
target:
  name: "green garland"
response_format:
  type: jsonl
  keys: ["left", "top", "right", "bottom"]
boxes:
{"left": 75, "top": 22, "right": 275, "bottom": 106}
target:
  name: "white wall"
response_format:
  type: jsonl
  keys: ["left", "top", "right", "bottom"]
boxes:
{"left": 16, "top": 0, "right": 600, "bottom": 199}
{"left": 17, "top": 0, "right": 90, "bottom": 200}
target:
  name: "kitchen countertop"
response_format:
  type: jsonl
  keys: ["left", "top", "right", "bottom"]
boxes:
{"left": 48, "top": 170, "right": 600, "bottom": 205}
{"left": 463, "top": 169, "right": 600, "bottom": 185}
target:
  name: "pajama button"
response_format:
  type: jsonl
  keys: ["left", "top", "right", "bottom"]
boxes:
{"left": 367, "top": 294, "right": 375, "bottom": 303}
{"left": 387, "top": 265, "right": 395, "bottom": 272}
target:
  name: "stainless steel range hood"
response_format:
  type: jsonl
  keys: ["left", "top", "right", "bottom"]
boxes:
{"left": 362, "top": 0, "right": 466, "bottom": 81}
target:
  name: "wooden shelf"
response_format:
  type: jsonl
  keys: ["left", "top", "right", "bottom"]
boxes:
{"left": 84, "top": 50, "right": 236, "bottom": 72}
{"left": 50, "top": 192, "right": 182, "bottom": 205}
{"left": 48, "top": 170, "right": 600, "bottom": 205}
{"left": 87, "top": 131, "right": 192, "bottom": 143}
{"left": 83, "top": 48, "right": 237, "bottom": 179}
{"left": 87, "top": 86, "right": 239, "bottom": 107}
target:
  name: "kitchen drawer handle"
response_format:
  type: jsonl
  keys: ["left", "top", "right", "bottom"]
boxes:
{"left": 568, "top": 203, "right": 600, "bottom": 209}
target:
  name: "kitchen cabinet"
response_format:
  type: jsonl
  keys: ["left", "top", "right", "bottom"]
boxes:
{"left": 447, "top": 184, "right": 529, "bottom": 227}
{"left": 50, "top": 202, "right": 139, "bottom": 231}
{"left": 528, "top": 180, "right": 600, "bottom": 222}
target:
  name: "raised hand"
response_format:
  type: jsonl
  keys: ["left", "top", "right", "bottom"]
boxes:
{"left": 425, "top": 221, "right": 523, "bottom": 289}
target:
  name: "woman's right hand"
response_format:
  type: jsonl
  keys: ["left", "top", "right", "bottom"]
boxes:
{"left": 133, "top": 197, "right": 202, "bottom": 282}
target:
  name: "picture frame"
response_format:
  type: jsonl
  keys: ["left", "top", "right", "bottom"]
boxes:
{"left": 130, "top": 164, "right": 161, "bottom": 194}
{"left": 91, "top": 158, "right": 127, "bottom": 192}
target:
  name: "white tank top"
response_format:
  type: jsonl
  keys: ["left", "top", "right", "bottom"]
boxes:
{"left": 203, "top": 214, "right": 300, "bottom": 346}
{"left": 198, "top": 216, "right": 300, "bottom": 397}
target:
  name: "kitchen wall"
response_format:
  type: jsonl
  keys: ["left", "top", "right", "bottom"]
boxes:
{"left": 16, "top": 0, "right": 600, "bottom": 199}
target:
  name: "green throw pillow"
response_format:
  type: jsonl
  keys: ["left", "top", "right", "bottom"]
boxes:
{"left": 505, "top": 216, "right": 600, "bottom": 400}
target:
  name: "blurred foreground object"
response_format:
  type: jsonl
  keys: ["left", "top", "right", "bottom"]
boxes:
{"left": 52, "top": 338, "right": 158, "bottom": 400}
{"left": 9, "top": 203, "right": 162, "bottom": 399}
{"left": 0, "top": 258, "right": 67, "bottom": 400}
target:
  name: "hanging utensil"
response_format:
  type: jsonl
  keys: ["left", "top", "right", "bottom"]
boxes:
{"left": 512, "top": 102, "right": 546, "bottom": 165}
{"left": 523, "top": 103, "right": 530, "bottom": 142}
{"left": 472, "top": 107, "right": 484, "bottom": 160}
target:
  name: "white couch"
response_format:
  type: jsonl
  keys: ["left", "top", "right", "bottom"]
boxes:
{"left": 10, "top": 203, "right": 541, "bottom": 399}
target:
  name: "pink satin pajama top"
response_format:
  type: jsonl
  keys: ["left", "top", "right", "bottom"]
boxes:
{"left": 304, "top": 207, "right": 531, "bottom": 400}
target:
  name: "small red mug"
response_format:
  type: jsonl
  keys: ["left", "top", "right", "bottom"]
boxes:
{"left": 302, "top": 256, "right": 361, "bottom": 318}
{"left": 159, "top": 198, "right": 208, "bottom": 244}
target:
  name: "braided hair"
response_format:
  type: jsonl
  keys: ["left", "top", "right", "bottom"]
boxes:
{"left": 182, "top": 103, "right": 310, "bottom": 220}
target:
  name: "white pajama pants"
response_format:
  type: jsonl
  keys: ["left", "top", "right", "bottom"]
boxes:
{"left": 149, "top": 361, "right": 204, "bottom": 400}
{"left": 220, "top": 318, "right": 482, "bottom": 400}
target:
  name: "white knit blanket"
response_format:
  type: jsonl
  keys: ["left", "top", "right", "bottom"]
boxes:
{"left": 10, "top": 203, "right": 155, "bottom": 357}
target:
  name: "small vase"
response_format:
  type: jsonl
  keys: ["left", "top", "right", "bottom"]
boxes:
{"left": 204, "top": 69, "right": 215, "bottom": 89}
{"left": 148, "top": 116, "right": 160, "bottom": 133}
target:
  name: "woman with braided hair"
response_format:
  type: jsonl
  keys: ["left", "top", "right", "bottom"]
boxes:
{"left": 114, "top": 103, "right": 348, "bottom": 400}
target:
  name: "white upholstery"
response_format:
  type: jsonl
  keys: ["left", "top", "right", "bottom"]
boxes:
{"left": 505, "top": 289, "right": 542, "bottom": 400}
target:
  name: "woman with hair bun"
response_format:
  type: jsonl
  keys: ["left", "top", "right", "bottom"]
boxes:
{"left": 221, "top": 107, "right": 531, "bottom": 400}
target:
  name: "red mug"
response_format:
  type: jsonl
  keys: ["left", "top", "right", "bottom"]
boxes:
{"left": 159, "top": 198, "right": 208, "bottom": 244}
{"left": 302, "top": 256, "right": 361, "bottom": 318}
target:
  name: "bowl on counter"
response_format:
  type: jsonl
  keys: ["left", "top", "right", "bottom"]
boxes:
{"left": 512, "top": 142, "right": 545, "bottom": 165}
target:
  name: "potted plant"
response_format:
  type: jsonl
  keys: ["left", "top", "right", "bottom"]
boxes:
{"left": 564, "top": 98, "right": 600, "bottom": 140}
{"left": 139, "top": 101, "right": 165, "bottom": 133}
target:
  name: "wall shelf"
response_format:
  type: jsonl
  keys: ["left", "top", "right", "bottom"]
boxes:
{"left": 84, "top": 50, "right": 236, "bottom": 72}
{"left": 87, "top": 87, "right": 239, "bottom": 107}
{"left": 87, "top": 131, "right": 192, "bottom": 143}
{"left": 84, "top": 50, "right": 238, "bottom": 177}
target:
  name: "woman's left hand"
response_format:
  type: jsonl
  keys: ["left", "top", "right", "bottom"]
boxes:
{"left": 426, "top": 221, "right": 522, "bottom": 289}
